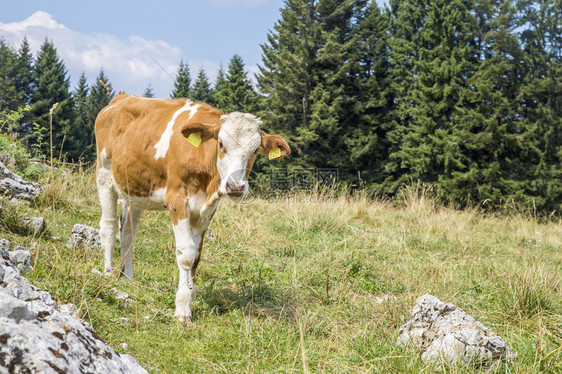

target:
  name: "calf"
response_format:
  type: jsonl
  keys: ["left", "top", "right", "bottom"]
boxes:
{"left": 95, "top": 94, "right": 289, "bottom": 321}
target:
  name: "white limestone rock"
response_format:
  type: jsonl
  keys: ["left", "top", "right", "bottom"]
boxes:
{"left": 0, "top": 161, "right": 43, "bottom": 201}
{"left": 67, "top": 224, "right": 101, "bottom": 250}
{"left": 23, "top": 216, "right": 46, "bottom": 234}
{"left": 8, "top": 246, "right": 33, "bottom": 273}
{"left": 0, "top": 239, "right": 11, "bottom": 252}
{"left": 398, "top": 294, "right": 517, "bottom": 366}
{"left": 0, "top": 241, "right": 147, "bottom": 374}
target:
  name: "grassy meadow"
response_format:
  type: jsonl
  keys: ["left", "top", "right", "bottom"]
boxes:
{"left": 0, "top": 165, "right": 560, "bottom": 373}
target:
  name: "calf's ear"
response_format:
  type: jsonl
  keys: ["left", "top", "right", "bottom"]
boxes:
{"left": 260, "top": 130, "right": 290, "bottom": 160}
{"left": 181, "top": 122, "right": 221, "bottom": 147}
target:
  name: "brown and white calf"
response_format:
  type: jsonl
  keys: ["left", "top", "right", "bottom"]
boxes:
{"left": 95, "top": 94, "right": 289, "bottom": 322}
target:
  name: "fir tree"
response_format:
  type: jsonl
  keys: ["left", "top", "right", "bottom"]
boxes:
{"left": 344, "top": 1, "right": 393, "bottom": 187}
{"left": 30, "top": 39, "right": 74, "bottom": 159}
{"left": 192, "top": 68, "right": 214, "bottom": 105}
{"left": 258, "top": 0, "right": 361, "bottom": 174}
{"left": 215, "top": 55, "right": 258, "bottom": 113}
{"left": 86, "top": 69, "right": 114, "bottom": 160}
{"left": 512, "top": 0, "right": 562, "bottom": 212}
{"left": 15, "top": 38, "right": 34, "bottom": 107}
{"left": 72, "top": 72, "right": 90, "bottom": 161}
{"left": 386, "top": 0, "right": 481, "bottom": 201}
{"left": 14, "top": 38, "right": 35, "bottom": 133}
{"left": 0, "top": 40, "right": 18, "bottom": 115}
{"left": 143, "top": 84, "right": 155, "bottom": 98}
{"left": 171, "top": 59, "right": 192, "bottom": 99}
{"left": 452, "top": 0, "right": 525, "bottom": 207}
{"left": 213, "top": 63, "right": 227, "bottom": 108}
{"left": 257, "top": 0, "right": 323, "bottom": 170}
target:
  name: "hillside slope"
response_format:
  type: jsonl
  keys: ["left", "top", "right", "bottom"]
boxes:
{"left": 1, "top": 167, "right": 560, "bottom": 373}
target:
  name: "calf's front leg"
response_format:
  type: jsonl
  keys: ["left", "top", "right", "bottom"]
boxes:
{"left": 171, "top": 218, "right": 204, "bottom": 322}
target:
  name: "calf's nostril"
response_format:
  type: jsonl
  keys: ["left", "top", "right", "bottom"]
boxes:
{"left": 226, "top": 182, "right": 245, "bottom": 195}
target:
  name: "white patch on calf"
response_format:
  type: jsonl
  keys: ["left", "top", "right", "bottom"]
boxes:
{"left": 153, "top": 101, "right": 198, "bottom": 160}
{"left": 172, "top": 218, "right": 205, "bottom": 322}
{"left": 99, "top": 148, "right": 111, "bottom": 169}
{"left": 96, "top": 162, "right": 118, "bottom": 274}
{"left": 117, "top": 187, "right": 167, "bottom": 211}
{"left": 172, "top": 190, "right": 219, "bottom": 321}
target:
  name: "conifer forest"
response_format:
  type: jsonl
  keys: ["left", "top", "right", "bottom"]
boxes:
{"left": 0, "top": 0, "right": 560, "bottom": 213}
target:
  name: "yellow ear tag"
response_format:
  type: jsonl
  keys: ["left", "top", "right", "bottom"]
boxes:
{"left": 268, "top": 147, "right": 282, "bottom": 160}
{"left": 187, "top": 132, "right": 202, "bottom": 147}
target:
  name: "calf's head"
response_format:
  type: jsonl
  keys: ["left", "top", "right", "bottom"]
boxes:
{"left": 182, "top": 112, "right": 290, "bottom": 198}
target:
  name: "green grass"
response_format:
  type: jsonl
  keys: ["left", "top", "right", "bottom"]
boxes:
{"left": 1, "top": 166, "right": 561, "bottom": 373}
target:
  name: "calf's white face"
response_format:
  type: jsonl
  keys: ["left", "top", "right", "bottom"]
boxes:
{"left": 216, "top": 112, "right": 262, "bottom": 198}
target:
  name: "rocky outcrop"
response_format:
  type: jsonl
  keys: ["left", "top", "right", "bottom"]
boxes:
{"left": 398, "top": 294, "right": 517, "bottom": 366}
{"left": 0, "top": 240, "right": 147, "bottom": 373}
{"left": 0, "top": 161, "right": 43, "bottom": 201}
{"left": 7, "top": 246, "right": 33, "bottom": 273}
{"left": 66, "top": 224, "right": 101, "bottom": 250}
{"left": 0, "top": 240, "right": 33, "bottom": 274}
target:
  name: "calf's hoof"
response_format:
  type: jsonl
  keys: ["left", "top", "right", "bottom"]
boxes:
{"left": 174, "top": 310, "right": 192, "bottom": 324}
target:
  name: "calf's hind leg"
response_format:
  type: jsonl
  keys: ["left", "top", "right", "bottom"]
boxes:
{"left": 97, "top": 169, "right": 118, "bottom": 274}
{"left": 119, "top": 204, "right": 142, "bottom": 281}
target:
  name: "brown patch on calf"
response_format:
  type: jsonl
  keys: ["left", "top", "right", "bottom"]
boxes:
{"left": 260, "top": 130, "right": 291, "bottom": 159}
{"left": 245, "top": 154, "right": 258, "bottom": 178}
{"left": 95, "top": 96, "right": 224, "bottom": 204}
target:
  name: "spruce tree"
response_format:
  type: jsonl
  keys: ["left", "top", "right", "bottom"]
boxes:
{"left": 215, "top": 55, "right": 258, "bottom": 113}
{"left": 72, "top": 73, "right": 90, "bottom": 161}
{"left": 192, "top": 68, "right": 214, "bottom": 105}
{"left": 512, "top": 0, "right": 562, "bottom": 212}
{"left": 258, "top": 0, "right": 318, "bottom": 157}
{"left": 0, "top": 40, "right": 18, "bottom": 115}
{"left": 386, "top": 0, "right": 481, "bottom": 202}
{"left": 15, "top": 38, "right": 34, "bottom": 108}
{"left": 143, "top": 84, "right": 155, "bottom": 98}
{"left": 452, "top": 0, "right": 525, "bottom": 208}
{"left": 340, "top": 0, "right": 393, "bottom": 187}
{"left": 30, "top": 39, "right": 74, "bottom": 159}
{"left": 86, "top": 69, "right": 114, "bottom": 160}
{"left": 213, "top": 63, "right": 227, "bottom": 108}
{"left": 171, "top": 59, "right": 192, "bottom": 99}
{"left": 14, "top": 38, "right": 35, "bottom": 133}
{"left": 258, "top": 0, "right": 364, "bottom": 176}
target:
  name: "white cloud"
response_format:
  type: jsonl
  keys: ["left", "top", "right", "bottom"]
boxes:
{"left": 0, "top": 11, "right": 260, "bottom": 98}
{"left": 0, "top": 11, "right": 187, "bottom": 97}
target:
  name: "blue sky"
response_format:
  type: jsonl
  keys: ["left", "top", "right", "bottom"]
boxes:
{"left": 0, "top": 0, "right": 387, "bottom": 98}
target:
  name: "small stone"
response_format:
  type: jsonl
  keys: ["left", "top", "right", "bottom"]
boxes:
{"left": 119, "top": 342, "right": 129, "bottom": 349}
{"left": 143, "top": 315, "right": 150, "bottom": 321}
{"left": 112, "top": 288, "right": 129, "bottom": 300}
{"left": 120, "top": 317, "right": 129, "bottom": 324}
{"left": 23, "top": 217, "right": 46, "bottom": 234}
{"left": 374, "top": 294, "right": 398, "bottom": 304}
{"left": 67, "top": 224, "right": 101, "bottom": 249}
{"left": 206, "top": 229, "right": 216, "bottom": 242}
